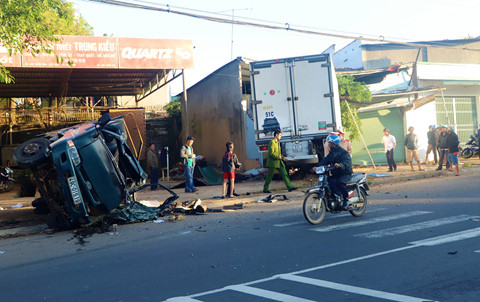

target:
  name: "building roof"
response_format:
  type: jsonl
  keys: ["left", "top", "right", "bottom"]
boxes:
{"left": 357, "top": 88, "right": 442, "bottom": 112}
{"left": 362, "top": 38, "right": 480, "bottom": 51}
{"left": 0, "top": 36, "right": 193, "bottom": 99}
{"left": 0, "top": 67, "right": 170, "bottom": 98}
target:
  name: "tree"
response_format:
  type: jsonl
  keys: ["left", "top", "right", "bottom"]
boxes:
{"left": 337, "top": 74, "right": 371, "bottom": 141}
{"left": 0, "top": 0, "right": 93, "bottom": 83}
{"left": 164, "top": 100, "right": 181, "bottom": 118}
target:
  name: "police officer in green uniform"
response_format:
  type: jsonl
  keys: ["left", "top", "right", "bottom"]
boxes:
{"left": 263, "top": 129, "right": 297, "bottom": 193}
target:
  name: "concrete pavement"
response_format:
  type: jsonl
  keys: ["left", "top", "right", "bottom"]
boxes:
{"left": 0, "top": 158, "right": 478, "bottom": 238}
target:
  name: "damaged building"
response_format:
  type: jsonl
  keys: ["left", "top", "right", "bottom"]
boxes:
{"left": 334, "top": 38, "right": 480, "bottom": 165}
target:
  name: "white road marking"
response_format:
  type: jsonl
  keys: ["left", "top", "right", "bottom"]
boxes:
{"left": 165, "top": 298, "right": 203, "bottom": 302}
{"left": 311, "top": 211, "right": 432, "bottom": 232}
{"left": 410, "top": 227, "right": 480, "bottom": 246}
{"left": 292, "top": 246, "right": 418, "bottom": 274}
{"left": 356, "top": 215, "right": 475, "bottom": 238}
{"left": 226, "top": 284, "right": 316, "bottom": 302}
{"left": 167, "top": 225, "right": 480, "bottom": 302}
{"left": 273, "top": 208, "right": 387, "bottom": 227}
{"left": 274, "top": 221, "right": 305, "bottom": 227}
{"left": 281, "top": 275, "right": 431, "bottom": 302}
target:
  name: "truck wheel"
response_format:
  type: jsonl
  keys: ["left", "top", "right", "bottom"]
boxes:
{"left": 14, "top": 138, "right": 51, "bottom": 168}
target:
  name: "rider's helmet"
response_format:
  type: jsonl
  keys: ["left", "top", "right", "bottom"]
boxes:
{"left": 327, "top": 134, "right": 341, "bottom": 146}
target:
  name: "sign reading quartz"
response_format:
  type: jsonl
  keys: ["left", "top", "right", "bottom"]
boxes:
{"left": 118, "top": 38, "right": 194, "bottom": 69}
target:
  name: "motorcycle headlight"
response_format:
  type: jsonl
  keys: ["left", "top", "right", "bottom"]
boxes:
{"left": 318, "top": 175, "right": 324, "bottom": 182}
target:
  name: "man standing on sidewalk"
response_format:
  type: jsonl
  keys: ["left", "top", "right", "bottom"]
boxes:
{"left": 146, "top": 143, "right": 159, "bottom": 190}
{"left": 263, "top": 129, "right": 297, "bottom": 193}
{"left": 404, "top": 126, "right": 424, "bottom": 171}
{"left": 180, "top": 136, "right": 198, "bottom": 193}
{"left": 446, "top": 126, "right": 460, "bottom": 176}
{"left": 436, "top": 125, "right": 451, "bottom": 171}
{"left": 425, "top": 125, "right": 438, "bottom": 165}
{"left": 382, "top": 128, "right": 397, "bottom": 172}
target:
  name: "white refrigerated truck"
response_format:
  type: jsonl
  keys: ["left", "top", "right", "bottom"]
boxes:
{"left": 250, "top": 53, "right": 342, "bottom": 167}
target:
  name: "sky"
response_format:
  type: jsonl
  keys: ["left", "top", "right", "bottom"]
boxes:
{"left": 71, "top": 0, "right": 480, "bottom": 94}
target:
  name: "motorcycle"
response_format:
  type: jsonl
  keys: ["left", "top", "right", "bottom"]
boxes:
{"left": 461, "top": 135, "right": 480, "bottom": 159}
{"left": 303, "top": 166, "right": 369, "bottom": 225}
{"left": 0, "top": 165, "right": 14, "bottom": 193}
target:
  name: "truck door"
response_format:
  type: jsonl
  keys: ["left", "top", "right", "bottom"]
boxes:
{"left": 291, "top": 56, "right": 336, "bottom": 136}
{"left": 251, "top": 61, "right": 294, "bottom": 140}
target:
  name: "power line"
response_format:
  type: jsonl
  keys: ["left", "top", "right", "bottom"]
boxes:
{"left": 78, "top": 0, "right": 480, "bottom": 51}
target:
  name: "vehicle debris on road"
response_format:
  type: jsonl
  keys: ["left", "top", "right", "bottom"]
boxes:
{"left": 257, "top": 194, "right": 289, "bottom": 203}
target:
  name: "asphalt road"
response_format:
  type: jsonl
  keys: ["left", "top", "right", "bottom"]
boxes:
{"left": 0, "top": 174, "right": 479, "bottom": 302}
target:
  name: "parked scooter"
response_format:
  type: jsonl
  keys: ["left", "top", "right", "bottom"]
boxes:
{"left": 303, "top": 166, "right": 369, "bottom": 225}
{"left": 461, "top": 135, "right": 480, "bottom": 159}
{"left": 0, "top": 166, "right": 14, "bottom": 193}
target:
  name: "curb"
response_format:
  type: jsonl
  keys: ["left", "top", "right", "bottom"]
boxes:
{"left": 368, "top": 166, "right": 480, "bottom": 186}
{"left": 0, "top": 165, "right": 478, "bottom": 237}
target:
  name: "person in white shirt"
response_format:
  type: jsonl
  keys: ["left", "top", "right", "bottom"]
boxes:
{"left": 381, "top": 128, "right": 397, "bottom": 172}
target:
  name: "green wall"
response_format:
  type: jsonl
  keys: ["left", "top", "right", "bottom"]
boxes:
{"left": 349, "top": 108, "right": 405, "bottom": 166}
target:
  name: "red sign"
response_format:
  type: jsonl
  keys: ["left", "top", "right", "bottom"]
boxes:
{"left": 2, "top": 36, "right": 194, "bottom": 69}
{"left": 118, "top": 38, "right": 193, "bottom": 69}
{"left": 23, "top": 36, "right": 117, "bottom": 68}
{"left": 0, "top": 46, "right": 21, "bottom": 67}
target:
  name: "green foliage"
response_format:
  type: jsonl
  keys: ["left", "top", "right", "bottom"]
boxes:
{"left": 0, "top": 0, "right": 93, "bottom": 83}
{"left": 337, "top": 74, "right": 371, "bottom": 142}
{"left": 164, "top": 100, "right": 181, "bottom": 118}
{"left": 340, "top": 101, "right": 363, "bottom": 142}
{"left": 337, "top": 74, "right": 371, "bottom": 102}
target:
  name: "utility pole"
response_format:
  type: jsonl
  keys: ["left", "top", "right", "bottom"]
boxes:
{"left": 182, "top": 69, "right": 189, "bottom": 137}
{"left": 344, "top": 100, "right": 376, "bottom": 169}
{"left": 217, "top": 8, "right": 251, "bottom": 60}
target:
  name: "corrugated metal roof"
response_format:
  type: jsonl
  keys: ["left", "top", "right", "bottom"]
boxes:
{"left": 0, "top": 67, "right": 170, "bottom": 98}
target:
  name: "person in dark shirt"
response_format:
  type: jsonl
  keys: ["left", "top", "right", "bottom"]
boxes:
{"left": 404, "top": 126, "right": 424, "bottom": 171}
{"left": 221, "top": 141, "right": 240, "bottom": 198}
{"left": 446, "top": 126, "right": 460, "bottom": 176}
{"left": 313, "top": 134, "right": 353, "bottom": 209}
{"left": 425, "top": 125, "right": 438, "bottom": 165}
{"left": 436, "top": 125, "right": 451, "bottom": 171}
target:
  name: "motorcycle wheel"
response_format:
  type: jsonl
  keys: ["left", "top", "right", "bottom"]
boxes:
{"left": 461, "top": 149, "right": 473, "bottom": 159}
{"left": 349, "top": 189, "right": 367, "bottom": 217}
{"left": 4, "top": 180, "right": 13, "bottom": 192}
{"left": 303, "top": 192, "right": 326, "bottom": 225}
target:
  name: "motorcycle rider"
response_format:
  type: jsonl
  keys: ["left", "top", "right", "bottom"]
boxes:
{"left": 313, "top": 134, "right": 353, "bottom": 209}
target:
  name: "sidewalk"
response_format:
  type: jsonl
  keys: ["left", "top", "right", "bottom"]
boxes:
{"left": 1, "top": 158, "right": 479, "bottom": 237}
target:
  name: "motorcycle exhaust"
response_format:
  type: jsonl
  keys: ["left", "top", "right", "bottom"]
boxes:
{"left": 349, "top": 197, "right": 359, "bottom": 203}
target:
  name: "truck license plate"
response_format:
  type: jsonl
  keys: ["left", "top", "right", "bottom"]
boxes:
{"left": 67, "top": 176, "right": 82, "bottom": 205}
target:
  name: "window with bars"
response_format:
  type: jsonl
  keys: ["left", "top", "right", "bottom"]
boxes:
{"left": 435, "top": 96, "right": 478, "bottom": 143}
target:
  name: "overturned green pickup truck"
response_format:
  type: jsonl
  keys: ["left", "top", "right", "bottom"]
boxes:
{"left": 14, "top": 113, "right": 149, "bottom": 229}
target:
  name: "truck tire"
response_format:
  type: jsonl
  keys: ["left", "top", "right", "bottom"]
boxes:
{"left": 14, "top": 138, "right": 51, "bottom": 168}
